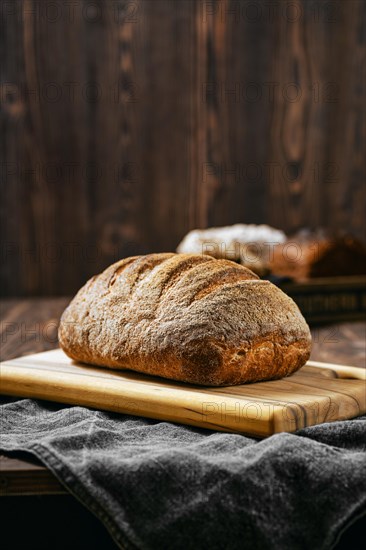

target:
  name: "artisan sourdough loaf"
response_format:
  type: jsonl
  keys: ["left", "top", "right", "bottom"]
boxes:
{"left": 58, "top": 253, "right": 311, "bottom": 386}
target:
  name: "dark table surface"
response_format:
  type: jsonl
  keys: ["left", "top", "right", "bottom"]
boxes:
{"left": 1, "top": 298, "right": 365, "bottom": 497}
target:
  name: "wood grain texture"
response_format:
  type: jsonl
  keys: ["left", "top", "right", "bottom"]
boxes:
{"left": 1, "top": 1, "right": 365, "bottom": 296}
{"left": 0, "top": 297, "right": 70, "bottom": 361}
{"left": 1, "top": 348, "right": 365, "bottom": 437}
{"left": 0, "top": 298, "right": 365, "bottom": 494}
{"left": 0, "top": 454, "right": 66, "bottom": 496}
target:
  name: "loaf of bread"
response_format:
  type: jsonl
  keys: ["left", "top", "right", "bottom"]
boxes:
{"left": 58, "top": 253, "right": 311, "bottom": 386}
{"left": 270, "top": 235, "right": 366, "bottom": 280}
{"left": 177, "top": 224, "right": 286, "bottom": 276}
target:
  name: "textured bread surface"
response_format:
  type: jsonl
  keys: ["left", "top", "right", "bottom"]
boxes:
{"left": 58, "top": 253, "right": 311, "bottom": 386}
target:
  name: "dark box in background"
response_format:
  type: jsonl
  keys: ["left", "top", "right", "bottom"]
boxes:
{"left": 281, "top": 276, "right": 366, "bottom": 324}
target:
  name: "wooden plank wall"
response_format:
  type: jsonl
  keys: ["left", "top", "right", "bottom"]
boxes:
{"left": 1, "top": 0, "right": 365, "bottom": 296}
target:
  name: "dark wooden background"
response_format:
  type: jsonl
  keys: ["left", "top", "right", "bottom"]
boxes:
{"left": 1, "top": 0, "right": 365, "bottom": 296}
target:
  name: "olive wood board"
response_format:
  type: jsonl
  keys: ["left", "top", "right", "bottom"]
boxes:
{"left": 0, "top": 349, "right": 365, "bottom": 438}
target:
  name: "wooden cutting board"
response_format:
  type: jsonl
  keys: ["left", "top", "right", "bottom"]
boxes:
{"left": 1, "top": 349, "right": 365, "bottom": 438}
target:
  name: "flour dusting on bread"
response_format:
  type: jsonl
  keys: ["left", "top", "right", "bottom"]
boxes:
{"left": 59, "top": 253, "right": 311, "bottom": 386}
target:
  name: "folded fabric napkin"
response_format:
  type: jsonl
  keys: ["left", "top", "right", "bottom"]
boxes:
{"left": 1, "top": 397, "right": 365, "bottom": 550}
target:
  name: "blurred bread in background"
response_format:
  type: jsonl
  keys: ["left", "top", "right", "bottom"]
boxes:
{"left": 269, "top": 233, "right": 366, "bottom": 281}
{"left": 177, "top": 225, "right": 366, "bottom": 281}
{"left": 177, "top": 224, "right": 286, "bottom": 276}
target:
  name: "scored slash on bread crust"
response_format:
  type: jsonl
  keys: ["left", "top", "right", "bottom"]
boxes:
{"left": 58, "top": 253, "right": 312, "bottom": 386}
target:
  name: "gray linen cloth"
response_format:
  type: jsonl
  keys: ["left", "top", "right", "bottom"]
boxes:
{"left": 0, "top": 397, "right": 365, "bottom": 550}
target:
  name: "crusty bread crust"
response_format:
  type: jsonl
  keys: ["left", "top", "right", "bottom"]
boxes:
{"left": 58, "top": 253, "right": 311, "bottom": 386}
